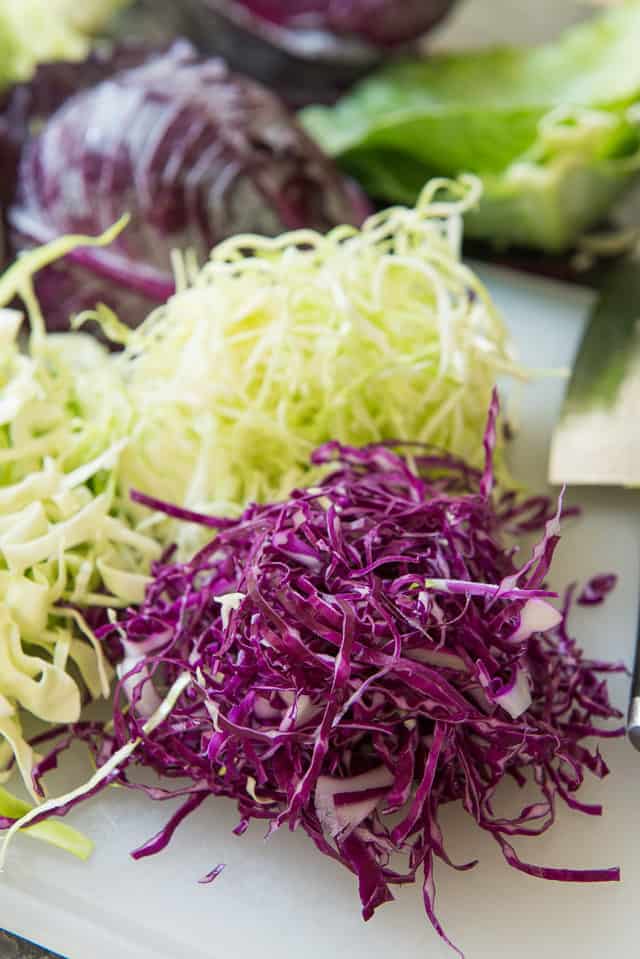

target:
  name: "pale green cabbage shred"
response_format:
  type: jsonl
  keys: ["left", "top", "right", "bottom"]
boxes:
{"left": 0, "top": 785, "right": 92, "bottom": 859}
{"left": 0, "top": 0, "right": 129, "bottom": 86}
{"left": 0, "top": 177, "right": 522, "bottom": 855}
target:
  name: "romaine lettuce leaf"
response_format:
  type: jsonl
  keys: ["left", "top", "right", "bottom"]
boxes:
{"left": 302, "top": 1, "right": 640, "bottom": 252}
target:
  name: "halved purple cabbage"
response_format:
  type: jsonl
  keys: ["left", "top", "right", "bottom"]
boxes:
{"left": 223, "top": 0, "right": 457, "bottom": 47}
{"left": 6, "top": 40, "right": 369, "bottom": 329}
{"left": 168, "top": 0, "right": 457, "bottom": 104}
{"left": 24, "top": 396, "right": 623, "bottom": 955}
{"left": 0, "top": 45, "right": 152, "bottom": 275}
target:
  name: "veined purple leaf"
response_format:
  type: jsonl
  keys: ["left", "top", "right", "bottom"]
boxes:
{"left": 5, "top": 41, "right": 369, "bottom": 330}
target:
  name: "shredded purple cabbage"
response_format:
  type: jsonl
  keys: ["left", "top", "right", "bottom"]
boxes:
{"left": 578, "top": 575, "right": 618, "bottom": 607}
{"left": 26, "top": 394, "right": 623, "bottom": 954}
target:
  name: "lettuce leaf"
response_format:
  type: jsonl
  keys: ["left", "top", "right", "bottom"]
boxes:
{"left": 302, "top": 1, "right": 640, "bottom": 252}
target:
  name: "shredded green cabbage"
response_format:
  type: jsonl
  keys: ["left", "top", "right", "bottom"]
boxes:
{"left": 0, "top": 0, "right": 129, "bottom": 85}
{"left": 0, "top": 673, "right": 191, "bottom": 870}
{"left": 0, "top": 178, "right": 523, "bottom": 841}
{"left": 0, "top": 223, "right": 160, "bottom": 816}
{"left": 0, "top": 785, "right": 92, "bottom": 860}
{"left": 113, "top": 175, "right": 522, "bottom": 555}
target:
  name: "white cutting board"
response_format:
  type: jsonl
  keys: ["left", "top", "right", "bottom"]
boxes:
{"left": 1, "top": 268, "right": 639, "bottom": 959}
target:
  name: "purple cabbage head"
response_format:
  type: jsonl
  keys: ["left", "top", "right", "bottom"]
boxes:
{"left": 227, "top": 0, "right": 458, "bottom": 47}
{"left": 156, "top": 0, "right": 457, "bottom": 106}
{"left": 0, "top": 46, "right": 153, "bottom": 245}
{"left": 6, "top": 40, "right": 370, "bottom": 330}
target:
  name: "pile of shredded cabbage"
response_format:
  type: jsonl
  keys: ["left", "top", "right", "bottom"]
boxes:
{"left": 0, "top": 306, "right": 161, "bottom": 792}
{"left": 0, "top": 235, "right": 161, "bottom": 836}
{"left": 0, "top": 178, "right": 521, "bottom": 852}
{"left": 1, "top": 397, "right": 623, "bottom": 958}
{"left": 115, "top": 175, "right": 521, "bottom": 555}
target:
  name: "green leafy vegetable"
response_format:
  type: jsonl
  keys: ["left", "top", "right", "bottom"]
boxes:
{"left": 302, "top": 0, "right": 640, "bottom": 252}
{"left": 0, "top": 0, "right": 128, "bottom": 85}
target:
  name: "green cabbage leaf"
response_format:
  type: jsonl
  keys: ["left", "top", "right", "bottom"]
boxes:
{"left": 302, "top": 1, "right": 640, "bottom": 252}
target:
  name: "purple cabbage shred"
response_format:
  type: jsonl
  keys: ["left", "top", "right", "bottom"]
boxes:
{"left": 578, "top": 575, "right": 618, "bottom": 606}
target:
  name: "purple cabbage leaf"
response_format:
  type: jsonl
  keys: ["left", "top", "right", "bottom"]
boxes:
{"left": 3, "top": 40, "right": 369, "bottom": 329}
